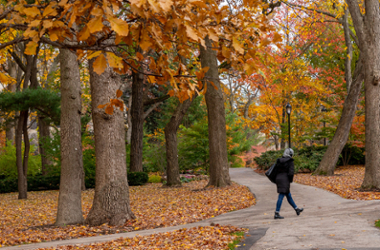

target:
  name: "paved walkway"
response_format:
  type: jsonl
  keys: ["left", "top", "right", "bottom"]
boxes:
{"left": 4, "top": 168, "right": 380, "bottom": 250}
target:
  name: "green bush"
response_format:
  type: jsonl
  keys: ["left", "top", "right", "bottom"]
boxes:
{"left": 148, "top": 175, "right": 162, "bottom": 183}
{"left": 254, "top": 150, "right": 284, "bottom": 170}
{"left": 337, "top": 144, "right": 365, "bottom": 166}
{"left": 0, "top": 175, "right": 61, "bottom": 193}
{"left": 0, "top": 140, "right": 41, "bottom": 178}
{"left": 254, "top": 144, "right": 366, "bottom": 173}
{"left": 254, "top": 146, "right": 328, "bottom": 173}
{"left": 128, "top": 172, "right": 148, "bottom": 186}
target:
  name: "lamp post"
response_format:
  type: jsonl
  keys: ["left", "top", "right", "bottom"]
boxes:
{"left": 321, "top": 106, "right": 327, "bottom": 146}
{"left": 286, "top": 103, "right": 292, "bottom": 148}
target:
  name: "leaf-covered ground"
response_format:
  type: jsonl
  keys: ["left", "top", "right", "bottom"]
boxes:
{"left": 294, "top": 165, "right": 380, "bottom": 200}
{"left": 37, "top": 225, "right": 247, "bottom": 250}
{"left": 0, "top": 180, "right": 254, "bottom": 247}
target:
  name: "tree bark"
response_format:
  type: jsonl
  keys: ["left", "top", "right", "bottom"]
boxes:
{"left": 346, "top": 0, "right": 380, "bottom": 189}
{"left": 343, "top": 8, "right": 353, "bottom": 93}
{"left": 129, "top": 70, "right": 145, "bottom": 172}
{"left": 85, "top": 55, "right": 135, "bottom": 226}
{"left": 55, "top": 48, "right": 85, "bottom": 226}
{"left": 200, "top": 36, "right": 231, "bottom": 187}
{"left": 126, "top": 96, "right": 132, "bottom": 144}
{"left": 314, "top": 55, "right": 364, "bottom": 175}
{"left": 164, "top": 98, "right": 194, "bottom": 187}
{"left": 16, "top": 110, "right": 27, "bottom": 199}
{"left": 5, "top": 59, "right": 17, "bottom": 142}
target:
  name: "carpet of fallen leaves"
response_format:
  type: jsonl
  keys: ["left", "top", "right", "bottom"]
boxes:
{"left": 38, "top": 225, "right": 247, "bottom": 250}
{"left": 294, "top": 165, "right": 380, "bottom": 200}
{"left": 0, "top": 180, "right": 254, "bottom": 247}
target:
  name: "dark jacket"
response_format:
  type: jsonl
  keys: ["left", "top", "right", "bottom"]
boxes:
{"left": 275, "top": 156, "right": 294, "bottom": 194}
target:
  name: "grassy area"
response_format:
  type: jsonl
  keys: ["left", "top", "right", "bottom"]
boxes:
{"left": 227, "top": 231, "right": 246, "bottom": 250}
{"left": 375, "top": 220, "right": 380, "bottom": 229}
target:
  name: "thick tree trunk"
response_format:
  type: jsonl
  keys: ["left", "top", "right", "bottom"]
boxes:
{"left": 16, "top": 111, "right": 28, "bottom": 199}
{"left": 38, "top": 117, "right": 52, "bottom": 176}
{"left": 346, "top": 0, "right": 380, "bottom": 189}
{"left": 314, "top": 55, "right": 364, "bottom": 175}
{"left": 85, "top": 56, "right": 135, "bottom": 226}
{"left": 129, "top": 70, "right": 144, "bottom": 172}
{"left": 200, "top": 36, "right": 231, "bottom": 187}
{"left": 164, "top": 99, "right": 194, "bottom": 187}
{"left": 55, "top": 48, "right": 85, "bottom": 226}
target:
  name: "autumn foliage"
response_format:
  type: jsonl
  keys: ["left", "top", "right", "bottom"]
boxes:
{"left": 0, "top": 180, "right": 254, "bottom": 247}
{"left": 295, "top": 166, "right": 380, "bottom": 200}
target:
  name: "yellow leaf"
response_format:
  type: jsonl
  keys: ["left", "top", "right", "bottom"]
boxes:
{"left": 148, "top": 75, "right": 156, "bottom": 83}
{"left": 43, "top": 3, "right": 58, "bottom": 17}
{"left": 0, "top": 72, "right": 11, "bottom": 83}
{"left": 87, "top": 16, "right": 104, "bottom": 34}
{"left": 185, "top": 24, "right": 198, "bottom": 41}
{"left": 159, "top": 0, "right": 173, "bottom": 12}
{"left": 88, "top": 51, "right": 102, "bottom": 60}
{"left": 93, "top": 53, "right": 107, "bottom": 75}
{"left": 43, "top": 20, "right": 53, "bottom": 29}
{"left": 25, "top": 41, "right": 38, "bottom": 55}
{"left": 49, "top": 30, "right": 59, "bottom": 41}
{"left": 109, "top": 17, "right": 129, "bottom": 36}
{"left": 78, "top": 26, "right": 91, "bottom": 41}
{"left": 129, "top": 0, "right": 147, "bottom": 8}
{"left": 106, "top": 52, "right": 123, "bottom": 69}
{"left": 24, "top": 7, "right": 40, "bottom": 18}
{"left": 233, "top": 37, "right": 244, "bottom": 55}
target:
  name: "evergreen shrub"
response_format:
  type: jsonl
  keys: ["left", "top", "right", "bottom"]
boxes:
{"left": 254, "top": 144, "right": 365, "bottom": 173}
{"left": 128, "top": 172, "right": 148, "bottom": 186}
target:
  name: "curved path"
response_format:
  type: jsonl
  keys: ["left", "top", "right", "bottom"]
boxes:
{"left": 4, "top": 168, "right": 380, "bottom": 250}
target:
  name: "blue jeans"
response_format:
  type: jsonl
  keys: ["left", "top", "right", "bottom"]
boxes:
{"left": 276, "top": 193, "right": 297, "bottom": 212}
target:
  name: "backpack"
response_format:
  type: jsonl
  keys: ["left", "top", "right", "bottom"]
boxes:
{"left": 265, "top": 159, "right": 279, "bottom": 183}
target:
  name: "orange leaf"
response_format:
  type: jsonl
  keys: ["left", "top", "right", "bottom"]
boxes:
{"left": 98, "top": 104, "right": 107, "bottom": 109}
{"left": 24, "top": 41, "right": 38, "bottom": 55}
{"left": 116, "top": 89, "right": 123, "bottom": 98}
{"left": 109, "top": 17, "right": 129, "bottom": 36}
{"left": 87, "top": 16, "right": 104, "bottom": 34}
{"left": 24, "top": 7, "right": 40, "bottom": 18}
{"left": 105, "top": 105, "right": 114, "bottom": 115}
{"left": 93, "top": 53, "right": 107, "bottom": 75}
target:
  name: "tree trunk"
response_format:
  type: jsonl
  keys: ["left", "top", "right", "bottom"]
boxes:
{"left": 55, "top": 48, "right": 85, "bottom": 226}
{"left": 343, "top": 8, "right": 353, "bottom": 93}
{"left": 16, "top": 110, "right": 28, "bottom": 199}
{"left": 126, "top": 96, "right": 132, "bottom": 144}
{"left": 38, "top": 117, "right": 52, "bottom": 176}
{"left": 346, "top": 0, "right": 380, "bottom": 189}
{"left": 200, "top": 36, "right": 231, "bottom": 187}
{"left": 164, "top": 98, "right": 194, "bottom": 187}
{"left": 129, "top": 70, "right": 144, "bottom": 172}
{"left": 280, "top": 106, "right": 286, "bottom": 149}
{"left": 6, "top": 59, "right": 17, "bottom": 142}
{"left": 314, "top": 55, "right": 364, "bottom": 175}
{"left": 85, "top": 55, "right": 135, "bottom": 226}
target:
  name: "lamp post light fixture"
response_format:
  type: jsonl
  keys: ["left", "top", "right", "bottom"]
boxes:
{"left": 321, "top": 106, "right": 327, "bottom": 146}
{"left": 286, "top": 103, "right": 292, "bottom": 148}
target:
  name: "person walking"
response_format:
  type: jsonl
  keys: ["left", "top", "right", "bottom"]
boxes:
{"left": 274, "top": 148, "right": 304, "bottom": 219}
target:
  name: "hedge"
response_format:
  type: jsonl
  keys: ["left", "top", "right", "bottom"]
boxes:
{"left": 0, "top": 172, "right": 149, "bottom": 194}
